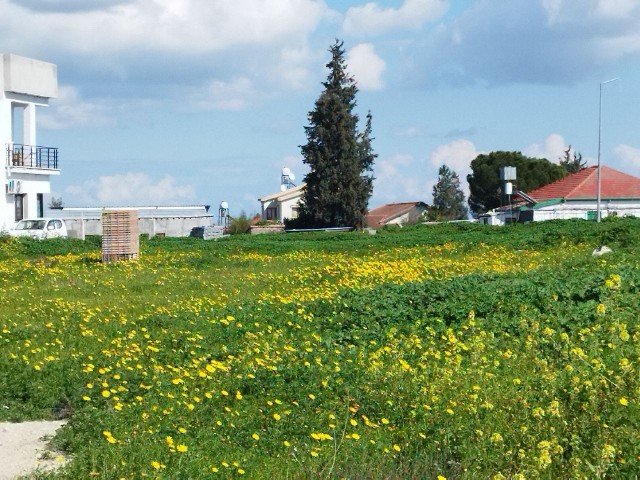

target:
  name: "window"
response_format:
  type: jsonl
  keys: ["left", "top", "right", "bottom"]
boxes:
{"left": 291, "top": 206, "right": 300, "bottom": 219}
{"left": 265, "top": 207, "right": 278, "bottom": 220}
{"left": 37, "top": 194, "right": 44, "bottom": 218}
{"left": 14, "top": 194, "right": 25, "bottom": 222}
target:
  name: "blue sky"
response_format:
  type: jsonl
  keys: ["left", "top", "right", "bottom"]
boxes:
{"left": 4, "top": 0, "right": 640, "bottom": 216}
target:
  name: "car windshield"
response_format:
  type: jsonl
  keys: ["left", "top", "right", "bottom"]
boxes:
{"left": 15, "top": 220, "right": 46, "bottom": 230}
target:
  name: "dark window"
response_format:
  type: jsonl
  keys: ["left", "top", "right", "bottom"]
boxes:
{"left": 266, "top": 207, "right": 278, "bottom": 220}
{"left": 14, "top": 194, "right": 25, "bottom": 222}
{"left": 37, "top": 193, "right": 44, "bottom": 218}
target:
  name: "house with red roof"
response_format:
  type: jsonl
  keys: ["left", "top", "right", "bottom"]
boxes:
{"left": 365, "top": 202, "right": 429, "bottom": 228}
{"left": 479, "top": 166, "right": 640, "bottom": 225}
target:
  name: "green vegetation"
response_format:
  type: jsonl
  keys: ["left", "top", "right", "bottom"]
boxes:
{"left": 0, "top": 218, "right": 638, "bottom": 479}
{"left": 430, "top": 165, "right": 468, "bottom": 221}
{"left": 467, "top": 151, "right": 568, "bottom": 214}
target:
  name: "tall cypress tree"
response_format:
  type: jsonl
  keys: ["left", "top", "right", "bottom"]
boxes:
{"left": 293, "top": 40, "right": 375, "bottom": 229}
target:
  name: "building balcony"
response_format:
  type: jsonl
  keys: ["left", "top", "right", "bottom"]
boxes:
{"left": 6, "top": 143, "right": 59, "bottom": 171}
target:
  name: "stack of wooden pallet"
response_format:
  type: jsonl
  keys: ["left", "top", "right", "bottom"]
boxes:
{"left": 102, "top": 209, "right": 139, "bottom": 263}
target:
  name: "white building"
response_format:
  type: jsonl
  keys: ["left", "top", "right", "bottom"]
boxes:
{"left": 258, "top": 183, "right": 305, "bottom": 223}
{"left": 478, "top": 166, "right": 640, "bottom": 225}
{"left": 1, "top": 54, "right": 59, "bottom": 231}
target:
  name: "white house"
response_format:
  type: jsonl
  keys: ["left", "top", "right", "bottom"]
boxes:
{"left": 258, "top": 183, "right": 305, "bottom": 223}
{"left": 478, "top": 166, "right": 640, "bottom": 225}
{"left": 1, "top": 54, "right": 59, "bottom": 231}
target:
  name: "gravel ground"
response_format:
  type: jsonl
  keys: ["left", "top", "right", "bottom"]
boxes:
{"left": 0, "top": 420, "right": 67, "bottom": 479}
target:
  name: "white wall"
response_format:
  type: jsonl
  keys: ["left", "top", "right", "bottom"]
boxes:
{"left": 533, "top": 200, "right": 640, "bottom": 221}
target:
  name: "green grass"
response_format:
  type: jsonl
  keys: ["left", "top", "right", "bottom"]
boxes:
{"left": 0, "top": 218, "right": 638, "bottom": 479}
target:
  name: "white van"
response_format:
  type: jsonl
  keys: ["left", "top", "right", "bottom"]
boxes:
{"left": 10, "top": 218, "right": 68, "bottom": 239}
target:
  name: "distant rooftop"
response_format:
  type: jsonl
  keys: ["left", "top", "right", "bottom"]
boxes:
{"left": 523, "top": 166, "right": 640, "bottom": 201}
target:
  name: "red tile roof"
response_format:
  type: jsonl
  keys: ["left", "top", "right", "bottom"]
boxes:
{"left": 366, "top": 202, "right": 427, "bottom": 227}
{"left": 524, "top": 166, "right": 640, "bottom": 202}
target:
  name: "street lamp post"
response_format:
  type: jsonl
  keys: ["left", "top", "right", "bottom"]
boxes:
{"left": 596, "top": 77, "right": 619, "bottom": 223}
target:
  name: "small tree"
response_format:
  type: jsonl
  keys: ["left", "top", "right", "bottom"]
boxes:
{"left": 559, "top": 146, "right": 586, "bottom": 173}
{"left": 291, "top": 40, "right": 375, "bottom": 230}
{"left": 431, "top": 165, "right": 468, "bottom": 221}
{"left": 227, "top": 212, "right": 252, "bottom": 235}
{"left": 49, "top": 196, "right": 64, "bottom": 209}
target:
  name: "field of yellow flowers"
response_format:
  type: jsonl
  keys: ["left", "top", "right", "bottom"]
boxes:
{"left": 0, "top": 219, "right": 638, "bottom": 479}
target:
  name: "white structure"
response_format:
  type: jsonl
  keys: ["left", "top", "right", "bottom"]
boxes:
{"left": 259, "top": 183, "right": 305, "bottom": 223}
{"left": 1, "top": 54, "right": 59, "bottom": 231}
{"left": 478, "top": 166, "right": 640, "bottom": 225}
{"left": 51, "top": 206, "right": 214, "bottom": 239}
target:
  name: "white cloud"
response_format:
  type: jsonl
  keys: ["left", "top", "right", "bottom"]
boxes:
{"left": 415, "top": 0, "right": 640, "bottom": 87}
{"left": 1, "top": 0, "right": 328, "bottom": 54}
{"left": 429, "top": 139, "right": 478, "bottom": 199}
{"left": 343, "top": 0, "right": 448, "bottom": 36}
{"left": 523, "top": 133, "right": 568, "bottom": 162}
{"left": 347, "top": 43, "right": 386, "bottom": 91}
{"left": 185, "top": 77, "right": 258, "bottom": 111}
{"left": 614, "top": 144, "right": 640, "bottom": 176}
{"left": 430, "top": 139, "right": 477, "bottom": 173}
{"left": 372, "top": 154, "right": 431, "bottom": 205}
{"left": 64, "top": 173, "right": 195, "bottom": 206}
{"left": 38, "top": 86, "right": 116, "bottom": 129}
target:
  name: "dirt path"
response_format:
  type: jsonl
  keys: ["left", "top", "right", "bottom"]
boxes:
{"left": 0, "top": 420, "right": 67, "bottom": 479}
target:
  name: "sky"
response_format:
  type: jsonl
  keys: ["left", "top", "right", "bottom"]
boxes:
{"left": 4, "top": 0, "right": 640, "bottom": 216}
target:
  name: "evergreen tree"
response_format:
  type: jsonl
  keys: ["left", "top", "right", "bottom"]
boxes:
{"left": 431, "top": 165, "right": 468, "bottom": 221}
{"left": 292, "top": 40, "right": 375, "bottom": 229}
{"left": 467, "top": 151, "right": 567, "bottom": 214}
{"left": 559, "top": 146, "right": 586, "bottom": 173}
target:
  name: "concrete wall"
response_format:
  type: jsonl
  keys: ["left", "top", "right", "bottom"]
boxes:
{"left": 64, "top": 215, "right": 215, "bottom": 239}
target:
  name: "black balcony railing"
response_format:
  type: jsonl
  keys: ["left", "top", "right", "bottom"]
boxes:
{"left": 6, "top": 143, "right": 59, "bottom": 170}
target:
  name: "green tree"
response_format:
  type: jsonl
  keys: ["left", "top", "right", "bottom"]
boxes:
{"left": 430, "top": 165, "right": 468, "bottom": 221}
{"left": 291, "top": 40, "right": 376, "bottom": 229}
{"left": 559, "top": 146, "right": 586, "bottom": 173}
{"left": 467, "top": 151, "right": 567, "bottom": 214}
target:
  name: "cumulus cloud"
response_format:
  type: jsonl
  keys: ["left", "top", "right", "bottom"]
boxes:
{"left": 0, "top": 0, "right": 334, "bottom": 114}
{"left": 185, "top": 77, "right": 259, "bottom": 111}
{"left": 372, "top": 154, "right": 431, "bottom": 205}
{"left": 343, "top": 0, "right": 448, "bottom": 36}
{"left": 347, "top": 43, "right": 386, "bottom": 91}
{"left": 429, "top": 139, "right": 479, "bottom": 199}
{"left": 523, "top": 133, "right": 568, "bottom": 162}
{"left": 1, "top": 0, "right": 328, "bottom": 54}
{"left": 64, "top": 173, "right": 195, "bottom": 206}
{"left": 411, "top": 0, "right": 640, "bottom": 87}
{"left": 14, "top": 0, "right": 132, "bottom": 13}
{"left": 38, "top": 86, "right": 116, "bottom": 129}
{"left": 614, "top": 144, "right": 640, "bottom": 176}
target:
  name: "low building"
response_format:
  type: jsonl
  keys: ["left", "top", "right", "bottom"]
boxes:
{"left": 258, "top": 183, "right": 305, "bottom": 223}
{"left": 366, "top": 202, "right": 429, "bottom": 228}
{"left": 52, "top": 205, "right": 214, "bottom": 238}
{"left": 1, "top": 54, "right": 59, "bottom": 231}
{"left": 478, "top": 166, "right": 640, "bottom": 225}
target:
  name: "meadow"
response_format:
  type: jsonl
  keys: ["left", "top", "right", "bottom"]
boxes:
{"left": 0, "top": 219, "right": 638, "bottom": 479}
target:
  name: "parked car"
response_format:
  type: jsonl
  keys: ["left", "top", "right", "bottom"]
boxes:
{"left": 10, "top": 218, "right": 68, "bottom": 239}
